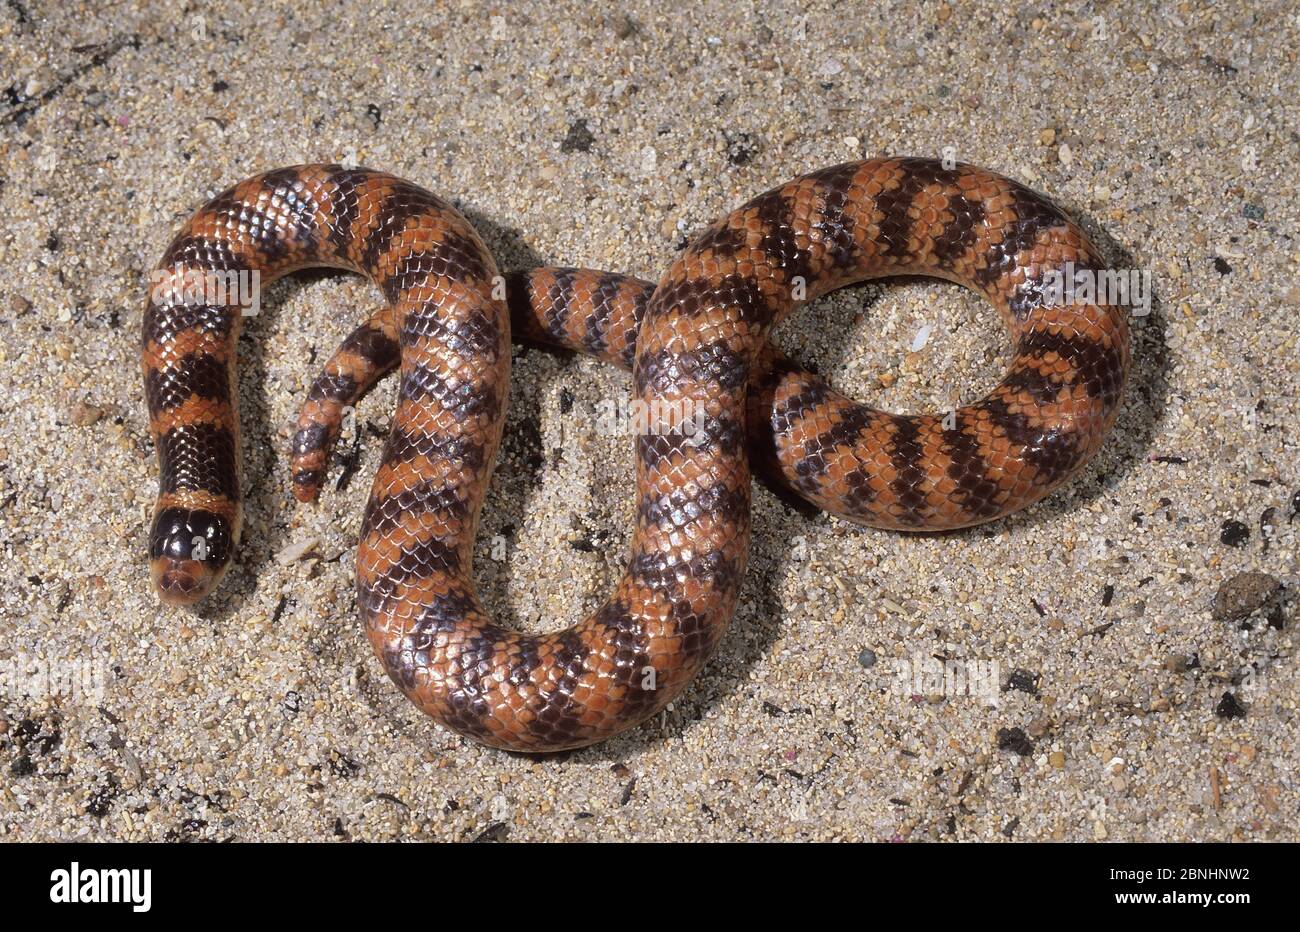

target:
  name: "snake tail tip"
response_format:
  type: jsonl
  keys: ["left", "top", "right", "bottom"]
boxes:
{"left": 291, "top": 467, "right": 325, "bottom": 503}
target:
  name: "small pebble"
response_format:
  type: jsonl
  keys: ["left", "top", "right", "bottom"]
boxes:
{"left": 610, "top": 13, "right": 637, "bottom": 39}
{"left": 1215, "top": 692, "right": 1246, "bottom": 720}
{"left": 1004, "top": 668, "right": 1039, "bottom": 695}
{"left": 70, "top": 401, "right": 105, "bottom": 427}
{"left": 560, "top": 119, "right": 595, "bottom": 154}
{"left": 1212, "top": 571, "right": 1283, "bottom": 626}
{"left": 276, "top": 537, "right": 320, "bottom": 564}
{"left": 1219, "top": 520, "right": 1250, "bottom": 546}
{"left": 996, "top": 727, "right": 1034, "bottom": 756}
{"left": 1027, "top": 716, "right": 1052, "bottom": 738}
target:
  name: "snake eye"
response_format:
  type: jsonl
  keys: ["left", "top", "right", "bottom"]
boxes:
{"left": 148, "top": 507, "right": 233, "bottom": 604}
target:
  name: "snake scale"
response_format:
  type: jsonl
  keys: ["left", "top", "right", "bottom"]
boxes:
{"left": 143, "top": 158, "right": 1129, "bottom": 751}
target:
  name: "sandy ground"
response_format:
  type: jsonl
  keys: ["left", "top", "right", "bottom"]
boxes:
{"left": 0, "top": 0, "right": 1296, "bottom": 842}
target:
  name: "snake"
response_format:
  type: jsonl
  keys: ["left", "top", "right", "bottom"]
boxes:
{"left": 143, "top": 158, "right": 1129, "bottom": 751}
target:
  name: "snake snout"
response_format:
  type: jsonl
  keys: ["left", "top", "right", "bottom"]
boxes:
{"left": 150, "top": 556, "right": 222, "bottom": 605}
{"left": 148, "top": 506, "right": 233, "bottom": 605}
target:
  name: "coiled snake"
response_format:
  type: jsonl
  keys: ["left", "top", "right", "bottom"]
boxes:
{"left": 143, "top": 159, "right": 1129, "bottom": 751}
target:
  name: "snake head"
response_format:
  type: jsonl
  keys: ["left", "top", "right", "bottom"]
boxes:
{"left": 148, "top": 506, "right": 235, "bottom": 605}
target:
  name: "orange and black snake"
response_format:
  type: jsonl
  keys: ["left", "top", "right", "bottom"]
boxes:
{"left": 143, "top": 159, "right": 1129, "bottom": 751}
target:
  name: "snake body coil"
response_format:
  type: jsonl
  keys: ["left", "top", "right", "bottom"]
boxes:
{"left": 143, "top": 159, "right": 1129, "bottom": 751}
